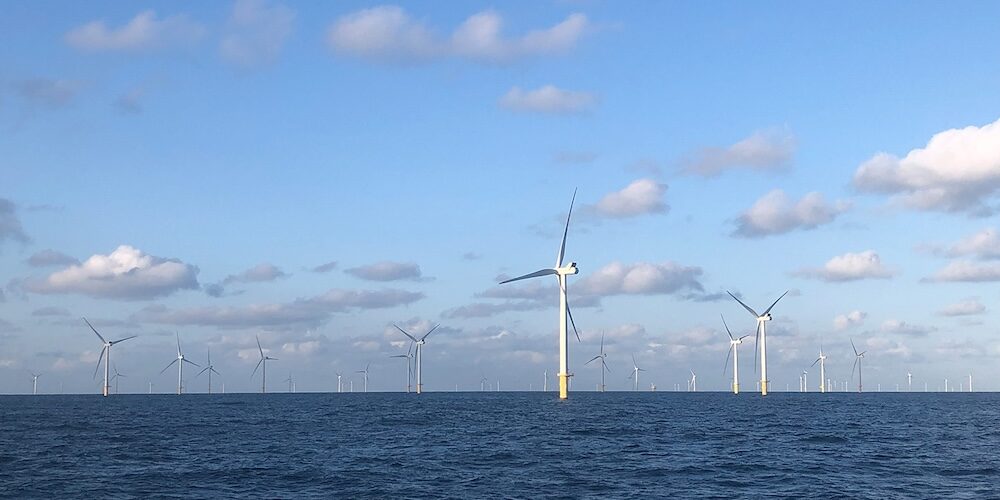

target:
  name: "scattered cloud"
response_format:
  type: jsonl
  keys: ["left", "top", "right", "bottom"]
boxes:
{"left": 577, "top": 261, "right": 704, "bottom": 297}
{"left": 114, "top": 84, "right": 147, "bottom": 114}
{"left": 442, "top": 300, "right": 546, "bottom": 319}
{"left": 732, "top": 190, "right": 849, "bottom": 238}
{"left": 865, "top": 337, "right": 913, "bottom": 358}
{"left": 680, "top": 129, "right": 795, "bottom": 177}
{"left": 14, "top": 79, "right": 82, "bottom": 108}
{"left": 31, "top": 306, "right": 71, "bottom": 317}
{"left": 880, "top": 319, "right": 936, "bottom": 337}
{"left": 23, "top": 245, "right": 199, "bottom": 300}
{"left": 852, "top": 117, "right": 1000, "bottom": 216}
{"left": 25, "top": 249, "right": 79, "bottom": 267}
{"left": 461, "top": 252, "right": 482, "bottom": 261}
{"left": 938, "top": 299, "right": 986, "bottom": 317}
{"left": 792, "top": 250, "right": 894, "bottom": 282}
{"left": 65, "top": 10, "right": 207, "bottom": 53}
{"left": 220, "top": 0, "right": 296, "bottom": 67}
{"left": 933, "top": 227, "right": 1000, "bottom": 260}
{"left": 0, "top": 198, "right": 30, "bottom": 247}
{"left": 834, "top": 310, "right": 867, "bottom": 330}
{"left": 345, "top": 261, "right": 429, "bottom": 282}
{"left": 553, "top": 151, "right": 598, "bottom": 165}
{"left": 311, "top": 260, "right": 338, "bottom": 273}
{"left": 590, "top": 178, "right": 668, "bottom": 218}
{"left": 499, "top": 85, "right": 596, "bottom": 114}
{"left": 924, "top": 260, "right": 1000, "bottom": 282}
{"left": 326, "top": 7, "right": 588, "bottom": 63}
{"left": 223, "top": 263, "right": 287, "bottom": 285}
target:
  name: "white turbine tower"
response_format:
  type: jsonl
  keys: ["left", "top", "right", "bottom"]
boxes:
{"left": 727, "top": 291, "right": 789, "bottom": 396}
{"left": 252, "top": 335, "right": 278, "bottom": 394}
{"left": 390, "top": 342, "right": 414, "bottom": 393}
{"left": 160, "top": 333, "right": 199, "bottom": 395}
{"left": 851, "top": 339, "right": 866, "bottom": 393}
{"left": 499, "top": 191, "right": 580, "bottom": 400}
{"left": 968, "top": 373, "right": 973, "bottom": 392}
{"left": 393, "top": 323, "right": 440, "bottom": 394}
{"left": 336, "top": 372, "right": 343, "bottom": 393}
{"left": 907, "top": 371, "right": 912, "bottom": 392}
{"left": 284, "top": 373, "right": 295, "bottom": 393}
{"left": 196, "top": 348, "right": 221, "bottom": 394}
{"left": 84, "top": 317, "right": 136, "bottom": 397}
{"left": 722, "top": 315, "right": 750, "bottom": 394}
{"left": 356, "top": 363, "right": 370, "bottom": 393}
{"left": 627, "top": 354, "right": 645, "bottom": 391}
{"left": 480, "top": 376, "right": 488, "bottom": 392}
{"left": 689, "top": 371, "right": 697, "bottom": 392}
{"left": 812, "top": 347, "right": 827, "bottom": 393}
{"left": 30, "top": 372, "right": 41, "bottom": 395}
{"left": 801, "top": 370, "right": 808, "bottom": 393}
{"left": 543, "top": 370, "right": 548, "bottom": 392}
{"left": 585, "top": 332, "right": 611, "bottom": 392}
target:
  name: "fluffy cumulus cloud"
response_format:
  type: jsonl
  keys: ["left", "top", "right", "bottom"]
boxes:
{"left": 577, "top": 261, "right": 704, "bottom": 297}
{"left": 0, "top": 198, "right": 30, "bottom": 247}
{"left": 834, "top": 310, "right": 867, "bottom": 330}
{"left": 65, "top": 10, "right": 207, "bottom": 52}
{"left": 680, "top": 129, "right": 796, "bottom": 177}
{"left": 938, "top": 299, "right": 986, "bottom": 317}
{"left": 793, "top": 250, "right": 894, "bottom": 282}
{"left": 345, "top": 261, "right": 428, "bottom": 282}
{"left": 852, "top": 117, "right": 1000, "bottom": 216}
{"left": 24, "top": 245, "right": 199, "bottom": 300}
{"left": 326, "top": 6, "right": 588, "bottom": 63}
{"left": 591, "top": 179, "right": 668, "bottom": 218}
{"left": 937, "top": 227, "right": 1000, "bottom": 259}
{"left": 880, "top": 319, "right": 936, "bottom": 337}
{"left": 499, "top": 85, "right": 596, "bottom": 114}
{"left": 733, "top": 190, "right": 849, "bottom": 238}
{"left": 220, "top": 0, "right": 295, "bottom": 67}
{"left": 925, "top": 260, "right": 1000, "bottom": 282}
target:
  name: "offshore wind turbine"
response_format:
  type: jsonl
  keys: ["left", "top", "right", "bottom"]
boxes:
{"left": 356, "top": 363, "right": 370, "bottom": 393}
{"left": 393, "top": 323, "right": 440, "bottom": 394}
{"left": 390, "top": 343, "right": 414, "bottom": 393}
{"left": 727, "top": 291, "right": 789, "bottom": 396}
{"left": 907, "top": 371, "right": 912, "bottom": 392}
{"left": 284, "top": 373, "right": 295, "bottom": 393}
{"left": 851, "top": 339, "right": 866, "bottom": 393}
{"left": 111, "top": 365, "right": 126, "bottom": 394}
{"left": 543, "top": 370, "right": 548, "bottom": 392}
{"left": 689, "top": 370, "right": 697, "bottom": 392}
{"left": 499, "top": 190, "right": 580, "bottom": 400}
{"left": 585, "top": 332, "right": 611, "bottom": 392}
{"left": 336, "top": 372, "right": 343, "bottom": 393}
{"left": 812, "top": 346, "right": 828, "bottom": 393}
{"left": 196, "top": 348, "right": 221, "bottom": 394}
{"left": 252, "top": 335, "right": 278, "bottom": 394}
{"left": 160, "top": 333, "right": 199, "bottom": 395}
{"left": 84, "top": 317, "right": 136, "bottom": 397}
{"left": 627, "top": 354, "right": 645, "bottom": 391}
{"left": 30, "top": 372, "right": 41, "bottom": 395}
{"left": 721, "top": 315, "right": 750, "bottom": 394}
{"left": 801, "top": 370, "right": 808, "bottom": 393}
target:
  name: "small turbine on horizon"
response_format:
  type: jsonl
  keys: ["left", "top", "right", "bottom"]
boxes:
{"left": 585, "top": 331, "right": 611, "bottom": 392}
{"left": 356, "top": 363, "right": 370, "bottom": 393}
{"left": 30, "top": 372, "right": 41, "bottom": 395}
{"left": 390, "top": 342, "right": 415, "bottom": 393}
{"left": 811, "top": 345, "right": 827, "bottom": 393}
{"left": 160, "top": 333, "right": 199, "bottom": 395}
{"left": 851, "top": 338, "right": 866, "bottom": 393}
{"left": 111, "top": 364, "right": 126, "bottom": 394}
{"left": 252, "top": 335, "right": 278, "bottom": 394}
{"left": 196, "top": 348, "right": 222, "bottom": 394}
{"left": 84, "top": 317, "right": 136, "bottom": 397}
{"left": 627, "top": 354, "right": 646, "bottom": 391}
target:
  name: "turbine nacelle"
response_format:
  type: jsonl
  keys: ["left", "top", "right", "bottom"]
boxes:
{"left": 557, "top": 262, "right": 579, "bottom": 276}
{"left": 757, "top": 313, "right": 773, "bottom": 322}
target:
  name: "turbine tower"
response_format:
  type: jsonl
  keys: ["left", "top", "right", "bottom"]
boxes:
{"left": 499, "top": 190, "right": 581, "bottom": 399}
{"left": 722, "top": 315, "right": 749, "bottom": 394}
{"left": 689, "top": 370, "right": 697, "bottom": 392}
{"left": 336, "top": 372, "right": 343, "bottom": 393}
{"left": 84, "top": 317, "right": 136, "bottom": 397}
{"left": 356, "top": 363, "right": 370, "bottom": 393}
{"left": 543, "top": 370, "right": 548, "bottom": 392}
{"left": 907, "top": 371, "right": 912, "bottom": 392}
{"left": 196, "top": 348, "right": 221, "bottom": 394}
{"left": 812, "top": 347, "right": 827, "bottom": 393}
{"left": 393, "top": 323, "right": 440, "bottom": 394}
{"left": 627, "top": 354, "right": 645, "bottom": 391}
{"left": 30, "top": 372, "right": 41, "bottom": 395}
{"left": 111, "top": 365, "right": 125, "bottom": 394}
{"left": 585, "top": 332, "right": 611, "bottom": 392}
{"left": 390, "top": 342, "right": 414, "bottom": 393}
{"left": 284, "top": 373, "right": 295, "bottom": 393}
{"left": 801, "top": 370, "right": 808, "bottom": 393}
{"left": 160, "top": 333, "right": 199, "bottom": 395}
{"left": 252, "top": 335, "right": 278, "bottom": 393}
{"left": 851, "top": 338, "right": 866, "bottom": 393}
{"left": 727, "top": 291, "right": 789, "bottom": 396}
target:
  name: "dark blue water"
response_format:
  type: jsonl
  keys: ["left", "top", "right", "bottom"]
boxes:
{"left": 2, "top": 392, "right": 998, "bottom": 498}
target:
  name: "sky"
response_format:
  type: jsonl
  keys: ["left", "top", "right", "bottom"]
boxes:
{"left": 3, "top": 1, "right": 1000, "bottom": 394}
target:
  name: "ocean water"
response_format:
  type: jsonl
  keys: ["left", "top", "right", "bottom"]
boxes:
{"left": 2, "top": 392, "right": 998, "bottom": 498}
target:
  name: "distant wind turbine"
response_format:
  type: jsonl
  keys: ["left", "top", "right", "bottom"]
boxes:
{"left": 30, "top": 372, "right": 41, "bottom": 395}
{"left": 500, "top": 190, "right": 581, "bottom": 400}
{"left": 356, "top": 363, "right": 370, "bottom": 393}
{"left": 851, "top": 338, "right": 866, "bottom": 393}
{"left": 801, "top": 370, "right": 808, "bottom": 393}
{"left": 727, "top": 290, "right": 789, "bottom": 396}
{"left": 543, "top": 370, "right": 548, "bottom": 392}
{"left": 811, "top": 346, "right": 827, "bottom": 393}
{"left": 84, "top": 317, "right": 136, "bottom": 397}
{"left": 111, "top": 364, "right": 126, "bottom": 394}
{"left": 689, "top": 370, "right": 697, "bottom": 392}
{"left": 251, "top": 335, "right": 278, "bottom": 394}
{"left": 627, "top": 354, "right": 645, "bottom": 391}
{"left": 585, "top": 332, "right": 611, "bottom": 392}
{"left": 196, "top": 348, "right": 221, "bottom": 394}
{"left": 480, "top": 375, "right": 488, "bottom": 392}
{"left": 284, "top": 372, "right": 295, "bottom": 393}
{"left": 160, "top": 333, "right": 199, "bottom": 395}
{"left": 907, "top": 371, "right": 912, "bottom": 392}
{"left": 390, "top": 342, "right": 414, "bottom": 393}
{"left": 336, "top": 372, "right": 343, "bottom": 393}
{"left": 393, "top": 323, "right": 440, "bottom": 394}
{"left": 721, "top": 315, "right": 749, "bottom": 394}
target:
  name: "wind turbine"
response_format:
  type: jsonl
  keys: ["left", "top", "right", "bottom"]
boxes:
{"left": 196, "top": 348, "right": 221, "bottom": 394}
{"left": 801, "top": 370, "right": 808, "bottom": 393}
{"left": 722, "top": 315, "right": 750, "bottom": 394}
{"left": 543, "top": 370, "right": 548, "bottom": 392}
{"left": 84, "top": 317, "right": 136, "bottom": 397}
{"left": 160, "top": 333, "right": 199, "bottom": 395}
{"left": 356, "top": 363, "right": 370, "bottom": 393}
{"left": 968, "top": 373, "right": 973, "bottom": 392}
{"left": 480, "top": 375, "right": 488, "bottom": 392}
{"left": 390, "top": 342, "right": 414, "bottom": 393}
{"left": 336, "top": 372, "right": 343, "bottom": 393}
{"left": 499, "top": 190, "right": 580, "bottom": 399}
{"left": 284, "top": 373, "right": 295, "bottom": 393}
{"left": 627, "top": 354, "right": 645, "bottom": 391}
{"left": 111, "top": 364, "right": 126, "bottom": 394}
{"left": 812, "top": 346, "right": 827, "bottom": 393}
{"left": 585, "top": 332, "right": 611, "bottom": 392}
{"left": 727, "top": 290, "right": 789, "bottom": 396}
{"left": 689, "top": 371, "right": 697, "bottom": 392}
{"left": 251, "top": 335, "right": 278, "bottom": 393}
{"left": 393, "top": 323, "right": 440, "bottom": 394}
{"left": 851, "top": 338, "right": 866, "bottom": 393}
{"left": 907, "top": 371, "right": 912, "bottom": 392}
{"left": 30, "top": 372, "right": 41, "bottom": 395}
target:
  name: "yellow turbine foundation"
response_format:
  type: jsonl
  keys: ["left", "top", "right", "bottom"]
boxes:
{"left": 559, "top": 373, "right": 569, "bottom": 399}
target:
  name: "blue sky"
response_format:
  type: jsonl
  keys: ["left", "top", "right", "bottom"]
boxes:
{"left": 3, "top": 1, "right": 1000, "bottom": 394}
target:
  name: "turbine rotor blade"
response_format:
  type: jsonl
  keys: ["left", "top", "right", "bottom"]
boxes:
{"left": 723, "top": 344, "right": 733, "bottom": 376}
{"left": 93, "top": 346, "right": 107, "bottom": 379}
{"left": 420, "top": 324, "right": 440, "bottom": 342}
{"left": 500, "top": 268, "right": 557, "bottom": 284}
{"left": 566, "top": 299, "right": 581, "bottom": 343}
{"left": 159, "top": 359, "right": 178, "bottom": 375}
{"left": 183, "top": 359, "right": 200, "bottom": 367}
{"left": 600, "top": 331, "right": 605, "bottom": 353}
{"left": 601, "top": 359, "right": 611, "bottom": 373}
{"left": 256, "top": 335, "right": 264, "bottom": 358}
{"left": 197, "top": 366, "right": 210, "bottom": 377}
{"left": 721, "top": 314, "right": 734, "bottom": 341}
{"left": 212, "top": 367, "right": 221, "bottom": 376}
{"left": 852, "top": 357, "right": 859, "bottom": 378}
{"left": 83, "top": 317, "right": 107, "bottom": 343}
{"left": 754, "top": 322, "right": 761, "bottom": 374}
{"left": 585, "top": 355, "right": 602, "bottom": 365}
{"left": 762, "top": 291, "right": 789, "bottom": 316}
{"left": 393, "top": 324, "right": 419, "bottom": 343}
{"left": 727, "top": 291, "right": 760, "bottom": 318}
{"left": 252, "top": 359, "right": 263, "bottom": 379}
{"left": 110, "top": 335, "right": 137, "bottom": 345}
{"left": 556, "top": 188, "right": 577, "bottom": 268}
{"left": 851, "top": 338, "right": 859, "bottom": 356}
{"left": 811, "top": 357, "right": 820, "bottom": 367}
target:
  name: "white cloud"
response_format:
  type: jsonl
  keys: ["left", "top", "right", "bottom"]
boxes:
{"left": 592, "top": 179, "right": 668, "bottom": 218}
{"left": 852, "top": 117, "right": 1000, "bottom": 216}
{"left": 880, "top": 320, "right": 935, "bottom": 337}
{"left": 220, "top": 0, "right": 296, "bottom": 67}
{"left": 680, "top": 129, "right": 795, "bottom": 177}
{"left": 865, "top": 337, "right": 912, "bottom": 358}
{"left": 24, "top": 245, "right": 199, "bottom": 300}
{"left": 65, "top": 10, "right": 206, "bottom": 52}
{"left": 733, "top": 190, "right": 849, "bottom": 238}
{"left": 345, "top": 261, "right": 428, "bottom": 282}
{"left": 938, "top": 299, "right": 986, "bottom": 317}
{"left": 326, "top": 7, "right": 588, "bottom": 63}
{"left": 938, "top": 227, "right": 1000, "bottom": 259}
{"left": 577, "top": 261, "right": 704, "bottom": 297}
{"left": 834, "top": 310, "right": 867, "bottom": 330}
{"left": 499, "top": 85, "right": 596, "bottom": 114}
{"left": 793, "top": 250, "right": 894, "bottom": 282}
{"left": 925, "top": 260, "right": 1000, "bottom": 282}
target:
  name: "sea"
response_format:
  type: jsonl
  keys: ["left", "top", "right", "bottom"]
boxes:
{"left": 2, "top": 392, "right": 998, "bottom": 499}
